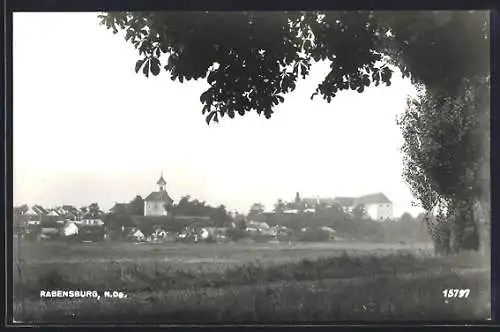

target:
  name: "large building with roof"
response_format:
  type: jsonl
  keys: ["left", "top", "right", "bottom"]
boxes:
{"left": 353, "top": 192, "right": 393, "bottom": 221}
{"left": 143, "top": 173, "right": 174, "bottom": 216}
{"left": 293, "top": 192, "right": 393, "bottom": 221}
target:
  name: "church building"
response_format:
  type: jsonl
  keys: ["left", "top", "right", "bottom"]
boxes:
{"left": 143, "top": 173, "right": 174, "bottom": 216}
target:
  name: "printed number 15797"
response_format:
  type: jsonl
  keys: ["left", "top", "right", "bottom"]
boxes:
{"left": 442, "top": 288, "right": 470, "bottom": 298}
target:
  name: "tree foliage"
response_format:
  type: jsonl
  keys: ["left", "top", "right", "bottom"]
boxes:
{"left": 87, "top": 203, "right": 102, "bottom": 218}
{"left": 99, "top": 10, "right": 490, "bottom": 253}
{"left": 173, "top": 195, "right": 232, "bottom": 226}
{"left": 20, "top": 204, "right": 29, "bottom": 215}
{"left": 398, "top": 77, "right": 490, "bottom": 253}
{"left": 352, "top": 205, "right": 367, "bottom": 219}
{"left": 127, "top": 195, "right": 145, "bottom": 215}
{"left": 248, "top": 203, "right": 265, "bottom": 216}
{"left": 273, "top": 199, "right": 286, "bottom": 213}
{"left": 399, "top": 212, "right": 415, "bottom": 224}
{"left": 99, "top": 11, "right": 488, "bottom": 124}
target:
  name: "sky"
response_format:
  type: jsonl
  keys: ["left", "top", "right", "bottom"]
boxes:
{"left": 13, "top": 12, "right": 424, "bottom": 217}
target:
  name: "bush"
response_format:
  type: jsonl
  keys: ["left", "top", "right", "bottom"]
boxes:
{"left": 297, "top": 228, "right": 330, "bottom": 242}
{"left": 227, "top": 228, "right": 247, "bottom": 241}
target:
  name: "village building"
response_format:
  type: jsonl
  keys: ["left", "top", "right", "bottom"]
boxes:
{"left": 32, "top": 204, "right": 47, "bottom": 216}
{"left": 353, "top": 192, "right": 393, "bottom": 221}
{"left": 274, "top": 192, "right": 393, "bottom": 221}
{"left": 21, "top": 206, "right": 42, "bottom": 226}
{"left": 332, "top": 197, "right": 356, "bottom": 214}
{"left": 62, "top": 205, "right": 81, "bottom": 220}
{"left": 143, "top": 173, "right": 174, "bottom": 216}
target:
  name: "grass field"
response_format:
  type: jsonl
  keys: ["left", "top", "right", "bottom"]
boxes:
{"left": 13, "top": 240, "right": 491, "bottom": 323}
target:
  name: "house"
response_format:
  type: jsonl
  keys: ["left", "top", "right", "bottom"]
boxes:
{"left": 199, "top": 227, "right": 228, "bottom": 242}
{"left": 129, "top": 215, "right": 169, "bottom": 236}
{"left": 318, "top": 198, "right": 337, "bottom": 207}
{"left": 332, "top": 197, "right": 356, "bottom": 213}
{"left": 353, "top": 193, "right": 393, "bottom": 221}
{"left": 18, "top": 206, "right": 42, "bottom": 226}
{"left": 144, "top": 173, "right": 174, "bottom": 216}
{"left": 63, "top": 222, "right": 79, "bottom": 237}
{"left": 302, "top": 197, "right": 320, "bottom": 209}
{"left": 48, "top": 209, "right": 67, "bottom": 225}
{"left": 61, "top": 205, "right": 81, "bottom": 220}
{"left": 80, "top": 219, "right": 104, "bottom": 226}
{"left": 46, "top": 209, "right": 61, "bottom": 218}
{"left": 13, "top": 206, "right": 25, "bottom": 216}
{"left": 53, "top": 205, "right": 81, "bottom": 221}
{"left": 247, "top": 220, "right": 270, "bottom": 231}
{"left": 301, "top": 196, "right": 352, "bottom": 210}
{"left": 32, "top": 205, "right": 48, "bottom": 216}
{"left": 320, "top": 226, "right": 337, "bottom": 240}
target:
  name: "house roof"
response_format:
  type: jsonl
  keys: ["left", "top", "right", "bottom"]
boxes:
{"left": 353, "top": 193, "right": 392, "bottom": 208}
{"left": 63, "top": 205, "right": 80, "bottom": 214}
{"left": 318, "top": 198, "right": 337, "bottom": 205}
{"left": 333, "top": 197, "right": 356, "bottom": 207}
{"left": 144, "top": 191, "right": 173, "bottom": 203}
{"left": 302, "top": 197, "right": 319, "bottom": 207}
{"left": 47, "top": 210, "right": 60, "bottom": 217}
{"left": 25, "top": 207, "right": 38, "bottom": 216}
{"left": 32, "top": 205, "right": 47, "bottom": 215}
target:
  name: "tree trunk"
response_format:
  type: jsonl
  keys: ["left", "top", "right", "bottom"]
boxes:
{"left": 425, "top": 211, "right": 452, "bottom": 255}
{"left": 475, "top": 199, "right": 491, "bottom": 256}
{"left": 454, "top": 198, "right": 480, "bottom": 252}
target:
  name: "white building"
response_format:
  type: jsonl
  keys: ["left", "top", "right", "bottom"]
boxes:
{"left": 143, "top": 173, "right": 174, "bottom": 217}
{"left": 353, "top": 192, "right": 393, "bottom": 221}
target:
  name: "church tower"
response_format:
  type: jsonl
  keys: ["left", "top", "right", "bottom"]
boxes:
{"left": 157, "top": 171, "right": 167, "bottom": 192}
{"left": 143, "top": 171, "right": 174, "bottom": 217}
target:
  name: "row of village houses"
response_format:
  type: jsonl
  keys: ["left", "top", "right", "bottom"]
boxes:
{"left": 14, "top": 173, "right": 396, "bottom": 242}
{"left": 14, "top": 204, "right": 104, "bottom": 223}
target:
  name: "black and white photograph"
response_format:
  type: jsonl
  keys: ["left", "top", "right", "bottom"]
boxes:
{"left": 12, "top": 10, "right": 491, "bottom": 323}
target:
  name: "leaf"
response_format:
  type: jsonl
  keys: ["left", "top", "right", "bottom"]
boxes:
{"left": 143, "top": 59, "right": 150, "bottom": 78}
{"left": 150, "top": 57, "right": 161, "bottom": 76}
{"left": 100, "top": 11, "right": 488, "bottom": 132}
{"left": 205, "top": 112, "right": 215, "bottom": 125}
{"left": 207, "top": 71, "right": 217, "bottom": 85}
{"left": 202, "top": 104, "right": 210, "bottom": 115}
{"left": 200, "top": 90, "right": 211, "bottom": 103}
{"left": 125, "top": 29, "right": 134, "bottom": 42}
{"left": 135, "top": 58, "right": 146, "bottom": 73}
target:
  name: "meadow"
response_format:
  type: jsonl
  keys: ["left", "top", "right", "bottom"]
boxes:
{"left": 13, "top": 240, "right": 491, "bottom": 323}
